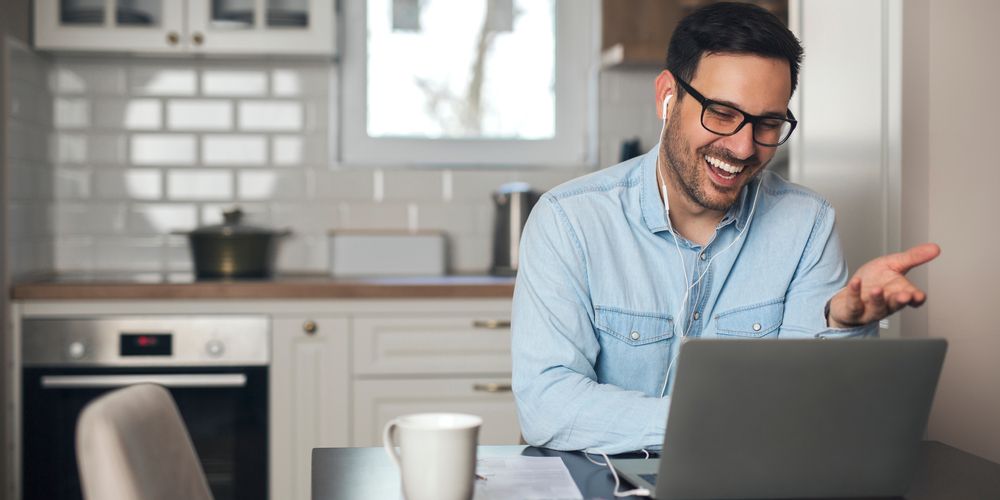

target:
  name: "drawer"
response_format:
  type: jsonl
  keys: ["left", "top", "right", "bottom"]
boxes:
{"left": 352, "top": 314, "right": 512, "bottom": 376}
{"left": 352, "top": 377, "right": 519, "bottom": 447}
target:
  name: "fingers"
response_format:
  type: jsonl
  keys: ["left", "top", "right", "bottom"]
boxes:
{"left": 842, "top": 278, "right": 864, "bottom": 317}
{"left": 865, "top": 286, "right": 889, "bottom": 319}
{"left": 887, "top": 243, "right": 941, "bottom": 274}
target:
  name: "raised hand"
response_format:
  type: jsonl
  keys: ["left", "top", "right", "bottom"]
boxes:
{"left": 827, "top": 243, "right": 941, "bottom": 329}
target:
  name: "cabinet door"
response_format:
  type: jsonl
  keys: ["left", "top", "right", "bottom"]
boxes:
{"left": 35, "top": 0, "right": 186, "bottom": 52}
{"left": 353, "top": 377, "right": 521, "bottom": 447}
{"left": 187, "top": 0, "right": 334, "bottom": 55}
{"left": 352, "top": 314, "right": 512, "bottom": 376}
{"left": 271, "top": 316, "right": 349, "bottom": 500}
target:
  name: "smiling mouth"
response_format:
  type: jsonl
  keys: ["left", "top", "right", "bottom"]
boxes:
{"left": 704, "top": 155, "right": 745, "bottom": 180}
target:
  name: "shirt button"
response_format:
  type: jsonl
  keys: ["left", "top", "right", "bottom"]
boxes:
{"left": 700, "top": 253, "right": 707, "bottom": 261}
{"left": 752, "top": 323, "right": 762, "bottom": 331}
{"left": 630, "top": 331, "right": 640, "bottom": 340}
{"left": 693, "top": 312, "right": 700, "bottom": 320}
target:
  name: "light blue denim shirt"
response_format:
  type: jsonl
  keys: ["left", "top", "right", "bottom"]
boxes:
{"left": 511, "top": 147, "right": 878, "bottom": 454}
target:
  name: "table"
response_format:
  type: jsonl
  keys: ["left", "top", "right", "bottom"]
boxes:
{"left": 312, "top": 441, "right": 1000, "bottom": 499}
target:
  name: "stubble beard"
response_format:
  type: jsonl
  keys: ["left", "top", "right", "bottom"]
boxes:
{"left": 659, "top": 107, "right": 763, "bottom": 212}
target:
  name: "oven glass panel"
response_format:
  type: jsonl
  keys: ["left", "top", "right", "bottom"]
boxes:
{"left": 22, "top": 367, "right": 267, "bottom": 500}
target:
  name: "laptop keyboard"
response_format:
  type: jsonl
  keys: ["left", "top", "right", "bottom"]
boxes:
{"left": 639, "top": 473, "right": 658, "bottom": 486}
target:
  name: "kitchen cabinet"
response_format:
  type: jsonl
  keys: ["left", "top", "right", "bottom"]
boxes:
{"left": 350, "top": 313, "right": 520, "bottom": 447}
{"left": 270, "top": 315, "right": 350, "bottom": 500}
{"left": 34, "top": 0, "right": 334, "bottom": 55}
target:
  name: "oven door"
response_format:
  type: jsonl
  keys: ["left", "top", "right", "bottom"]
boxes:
{"left": 22, "top": 366, "right": 267, "bottom": 500}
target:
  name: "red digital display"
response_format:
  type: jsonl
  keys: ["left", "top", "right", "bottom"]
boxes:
{"left": 120, "top": 333, "right": 172, "bottom": 356}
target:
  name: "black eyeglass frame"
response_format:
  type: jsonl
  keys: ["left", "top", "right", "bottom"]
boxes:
{"left": 674, "top": 76, "right": 798, "bottom": 147}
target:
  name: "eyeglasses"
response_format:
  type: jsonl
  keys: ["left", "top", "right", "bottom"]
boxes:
{"left": 674, "top": 77, "right": 797, "bottom": 147}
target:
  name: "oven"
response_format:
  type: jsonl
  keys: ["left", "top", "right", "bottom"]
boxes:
{"left": 21, "top": 316, "right": 269, "bottom": 500}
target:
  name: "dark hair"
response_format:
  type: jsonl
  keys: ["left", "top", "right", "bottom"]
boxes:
{"left": 666, "top": 2, "right": 804, "bottom": 97}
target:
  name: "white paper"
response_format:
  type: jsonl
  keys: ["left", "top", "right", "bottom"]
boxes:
{"left": 474, "top": 456, "right": 583, "bottom": 500}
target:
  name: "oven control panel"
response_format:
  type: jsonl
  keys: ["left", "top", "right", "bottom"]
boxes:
{"left": 22, "top": 316, "right": 269, "bottom": 367}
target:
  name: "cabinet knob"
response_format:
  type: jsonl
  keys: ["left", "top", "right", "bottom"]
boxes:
{"left": 192, "top": 32, "right": 204, "bottom": 46}
{"left": 473, "top": 382, "right": 513, "bottom": 393}
{"left": 303, "top": 320, "right": 318, "bottom": 335}
{"left": 166, "top": 32, "right": 179, "bottom": 45}
{"left": 472, "top": 319, "right": 511, "bottom": 329}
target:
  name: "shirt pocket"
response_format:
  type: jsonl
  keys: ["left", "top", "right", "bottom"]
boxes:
{"left": 594, "top": 306, "right": 674, "bottom": 345}
{"left": 715, "top": 299, "right": 784, "bottom": 338}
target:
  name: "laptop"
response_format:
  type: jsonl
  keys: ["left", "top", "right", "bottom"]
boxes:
{"left": 609, "top": 338, "right": 947, "bottom": 499}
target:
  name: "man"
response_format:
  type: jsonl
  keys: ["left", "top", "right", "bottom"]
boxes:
{"left": 511, "top": 2, "right": 939, "bottom": 454}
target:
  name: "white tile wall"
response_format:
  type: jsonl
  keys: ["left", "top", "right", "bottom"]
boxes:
{"left": 10, "top": 54, "right": 660, "bottom": 275}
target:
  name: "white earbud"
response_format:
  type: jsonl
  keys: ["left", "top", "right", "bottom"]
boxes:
{"left": 661, "top": 94, "right": 671, "bottom": 120}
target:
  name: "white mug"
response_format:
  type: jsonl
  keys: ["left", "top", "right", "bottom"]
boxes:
{"left": 383, "top": 413, "right": 482, "bottom": 500}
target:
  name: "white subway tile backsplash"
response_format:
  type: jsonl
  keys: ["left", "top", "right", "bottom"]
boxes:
{"left": 167, "top": 170, "right": 234, "bottom": 200}
{"left": 94, "top": 237, "right": 164, "bottom": 271}
{"left": 202, "top": 134, "right": 267, "bottom": 165}
{"left": 449, "top": 170, "right": 518, "bottom": 201}
{"left": 54, "top": 97, "right": 90, "bottom": 129}
{"left": 131, "top": 134, "right": 197, "bottom": 165}
{"left": 165, "top": 234, "right": 193, "bottom": 271}
{"left": 167, "top": 99, "right": 233, "bottom": 130}
{"left": 238, "top": 101, "right": 303, "bottom": 131}
{"left": 415, "top": 202, "right": 481, "bottom": 236}
{"left": 94, "top": 98, "right": 163, "bottom": 130}
{"left": 272, "top": 136, "right": 302, "bottom": 165}
{"left": 51, "top": 60, "right": 128, "bottom": 95}
{"left": 130, "top": 67, "right": 197, "bottom": 96}
{"left": 51, "top": 203, "right": 127, "bottom": 234}
{"left": 382, "top": 171, "right": 444, "bottom": 201}
{"left": 337, "top": 202, "right": 409, "bottom": 230}
{"left": 129, "top": 204, "right": 197, "bottom": 234}
{"left": 203, "top": 70, "right": 268, "bottom": 96}
{"left": 54, "top": 236, "right": 97, "bottom": 271}
{"left": 238, "top": 170, "right": 306, "bottom": 200}
{"left": 52, "top": 133, "right": 87, "bottom": 163}
{"left": 313, "top": 169, "right": 376, "bottom": 201}
{"left": 54, "top": 167, "right": 92, "bottom": 199}
{"left": 270, "top": 203, "right": 337, "bottom": 233}
{"left": 275, "top": 235, "right": 327, "bottom": 272}
{"left": 272, "top": 66, "right": 328, "bottom": 97}
{"left": 95, "top": 169, "right": 162, "bottom": 200}
{"left": 450, "top": 234, "right": 492, "bottom": 273}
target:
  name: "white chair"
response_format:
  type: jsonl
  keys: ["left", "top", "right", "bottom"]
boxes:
{"left": 75, "top": 384, "right": 215, "bottom": 500}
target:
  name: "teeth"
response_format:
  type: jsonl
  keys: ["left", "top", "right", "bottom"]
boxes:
{"left": 704, "top": 155, "right": 744, "bottom": 176}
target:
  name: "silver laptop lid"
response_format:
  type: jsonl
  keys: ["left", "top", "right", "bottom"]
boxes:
{"left": 656, "top": 338, "right": 946, "bottom": 500}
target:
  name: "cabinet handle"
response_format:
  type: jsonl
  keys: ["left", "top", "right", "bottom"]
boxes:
{"left": 303, "top": 320, "right": 318, "bottom": 335}
{"left": 166, "top": 32, "right": 179, "bottom": 45}
{"left": 193, "top": 32, "right": 204, "bottom": 46}
{"left": 473, "top": 382, "right": 512, "bottom": 393}
{"left": 472, "top": 319, "right": 511, "bottom": 329}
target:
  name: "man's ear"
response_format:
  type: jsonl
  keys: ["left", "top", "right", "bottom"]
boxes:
{"left": 655, "top": 70, "right": 677, "bottom": 120}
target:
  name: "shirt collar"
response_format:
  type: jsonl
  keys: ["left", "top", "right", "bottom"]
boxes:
{"left": 639, "top": 145, "right": 756, "bottom": 234}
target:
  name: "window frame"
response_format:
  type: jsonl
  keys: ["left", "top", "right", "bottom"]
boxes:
{"left": 338, "top": 0, "right": 598, "bottom": 168}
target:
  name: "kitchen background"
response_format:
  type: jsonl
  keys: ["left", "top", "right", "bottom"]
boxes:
{"left": 2, "top": 0, "right": 1000, "bottom": 496}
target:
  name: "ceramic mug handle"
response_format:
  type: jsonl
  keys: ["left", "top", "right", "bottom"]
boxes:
{"left": 382, "top": 418, "right": 401, "bottom": 468}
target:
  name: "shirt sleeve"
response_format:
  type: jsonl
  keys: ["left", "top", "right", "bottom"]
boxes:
{"left": 511, "top": 196, "right": 670, "bottom": 454}
{"left": 779, "top": 201, "right": 879, "bottom": 339}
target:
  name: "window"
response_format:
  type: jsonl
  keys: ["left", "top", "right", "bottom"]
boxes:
{"left": 340, "top": 0, "right": 597, "bottom": 167}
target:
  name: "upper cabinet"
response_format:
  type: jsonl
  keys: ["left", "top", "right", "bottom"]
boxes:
{"left": 35, "top": 0, "right": 335, "bottom": 56}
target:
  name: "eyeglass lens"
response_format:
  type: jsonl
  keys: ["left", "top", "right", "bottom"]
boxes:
{"left": 702, "top": 103, "right": 793, "bottom": 146}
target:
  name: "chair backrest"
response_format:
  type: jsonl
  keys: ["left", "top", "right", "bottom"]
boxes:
{"left": 75, "top": 384, "right": 215, "bottom": 500}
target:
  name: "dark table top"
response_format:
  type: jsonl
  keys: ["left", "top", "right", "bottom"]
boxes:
{"left": 312, "top": 441, "right": 1000, "bottom": 499}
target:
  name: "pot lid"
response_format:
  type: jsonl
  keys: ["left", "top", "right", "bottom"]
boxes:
{"left": 190, "top": 207, "right": 283, "bottom": 237}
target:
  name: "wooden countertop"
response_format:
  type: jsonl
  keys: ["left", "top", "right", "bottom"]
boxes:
{"left": 11, "top": 274, "right": 516, "bottom": 300}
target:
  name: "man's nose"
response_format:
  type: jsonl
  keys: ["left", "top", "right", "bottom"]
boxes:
{"left": 719, "top": 123, "right": 756, "bottom": 160}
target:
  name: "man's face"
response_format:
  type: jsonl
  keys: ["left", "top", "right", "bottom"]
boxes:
{"left": 660, "top": 54, "right": 793, "bottom": 212}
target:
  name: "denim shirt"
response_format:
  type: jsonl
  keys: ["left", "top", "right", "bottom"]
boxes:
{"left": 511, "top": 147, "right": 878, "bottom": 454}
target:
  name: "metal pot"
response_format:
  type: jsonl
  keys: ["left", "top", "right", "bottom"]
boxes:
{"left": 178, "top": 208, "right": 291, "bottom": 280}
